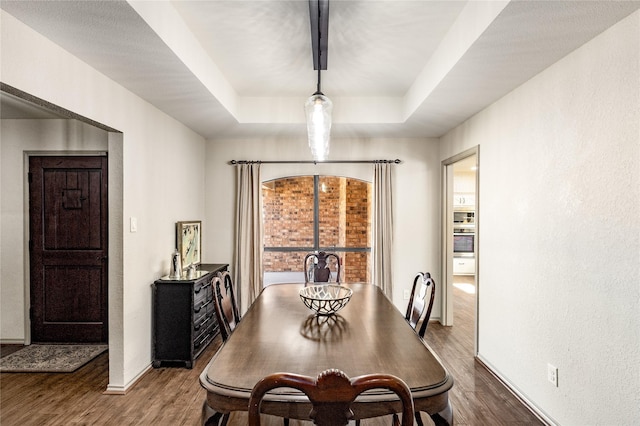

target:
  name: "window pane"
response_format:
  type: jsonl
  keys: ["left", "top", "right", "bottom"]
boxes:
{"left": 263, "top": 177, "right": 314, "bottom": 248}
{"left": 318, "top": 177, "right": 371, "bottom": 249}
{"left": 263, "top": 250, "right": 307, "bottom": 276}
{"left": 343, "top": 251, "right": 371, "bottom": 284}
{"left": 317, "top": 176, "right": 341, "bottom": 248}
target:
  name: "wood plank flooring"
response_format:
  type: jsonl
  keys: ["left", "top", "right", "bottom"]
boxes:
{"left": 1, "top": 280, "right": 543, "bottom": 425}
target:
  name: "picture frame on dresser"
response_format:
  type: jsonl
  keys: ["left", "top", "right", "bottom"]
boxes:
{"left": 176, "top": 220, "right": 201, "bottom": 270}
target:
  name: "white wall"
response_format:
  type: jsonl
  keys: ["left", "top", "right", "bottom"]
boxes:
{"left": 440, "top": 11, "right": 640, "bottom": 425}
{"left": 204, "top": 136, "right": 442, "bottom": 313}
{"left": 1, "top": 11, "right": 207, "bottom": 391}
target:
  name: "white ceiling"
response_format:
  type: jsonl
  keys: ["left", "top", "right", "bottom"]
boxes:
{"left": 2, "top": 0, "right": 639, "bottom": 140}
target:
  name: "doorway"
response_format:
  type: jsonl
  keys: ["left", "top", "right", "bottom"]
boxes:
{"left": 442, "top": 147, "right": 478, "bottom": 355}
{"left": 29, "top": 155, "right": 108, "bottom": 343}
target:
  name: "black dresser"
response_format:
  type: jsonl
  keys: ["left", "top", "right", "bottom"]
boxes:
{"left": 152, "top": 263, "right": 228, "bottom": 368}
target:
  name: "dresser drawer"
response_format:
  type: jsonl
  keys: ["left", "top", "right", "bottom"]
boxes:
{"left": 194, "top": 327, "right": 213, "bottom": 351}
{"left": 193, "top": 298, "right": 211, "bottom": 324}
{"left": 194, "top": 279, "right": 213, "bottom": 306}
{"left": 194, "top": 310, "right": 212, "bottom": 333}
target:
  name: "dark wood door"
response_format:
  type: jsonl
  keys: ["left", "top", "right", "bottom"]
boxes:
{"left": 29, "top": 156, "right": 108, "bottom": 343}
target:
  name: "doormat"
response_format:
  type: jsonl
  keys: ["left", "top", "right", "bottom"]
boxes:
{"left": 0, "top": 344, "right": 108, "bottom": 373}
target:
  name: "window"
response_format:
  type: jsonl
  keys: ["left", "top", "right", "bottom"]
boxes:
{"left": 262, "top": 175, "right": 371, "bottom": 285}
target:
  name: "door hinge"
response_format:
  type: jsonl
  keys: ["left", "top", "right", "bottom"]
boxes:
{"left": 29, "top": 307, "right": 33, "bottom": 320}
{"left": 29, "top": 240, "right": 33, "bottom": 251}
{"left": 28, "top": 172, "right": 33, "bottom": 183}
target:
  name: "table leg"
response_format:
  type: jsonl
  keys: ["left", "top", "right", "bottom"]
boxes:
{"left": 429, "top": 401, "right": 453, "bottom": 426}
{"left": 201, "top": 401, "right": 229, "bottom": 426}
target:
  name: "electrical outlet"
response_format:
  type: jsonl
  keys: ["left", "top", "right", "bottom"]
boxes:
{"left": 547, "top": 364, "right": 558, "bottom": 387}
{"left": 403, "top": 289, "right": 410, "bottom": 300}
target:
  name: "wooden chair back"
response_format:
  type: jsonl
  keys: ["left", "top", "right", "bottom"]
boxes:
{"left": 304, "top": 252, "right": 341, "bottom": 284}
{"left": 405, "top": 272, "right": 436, "bottom": 338}
{"left": 248, "top": 369, "right": 414, "bottom": 426}
{"left": 213, "top": 271, "right": 241, "bottom": 341}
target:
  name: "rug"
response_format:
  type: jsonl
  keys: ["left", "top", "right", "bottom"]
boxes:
{"left": 0, "top": 344, "right": 108, "bottom": 373}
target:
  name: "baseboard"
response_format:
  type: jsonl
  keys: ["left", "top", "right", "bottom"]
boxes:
{"left": 475, "top": 355, "right": 557, "bottom": 426}
{"left": 103, "top": 363, "right": 153, "bottom": 395}
{"left": 0, "top": 339, "right": 26, "bottom": 345}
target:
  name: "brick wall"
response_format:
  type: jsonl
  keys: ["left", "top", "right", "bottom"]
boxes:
{"left": 262, "top": 176, "right": 371, "bottom": 283}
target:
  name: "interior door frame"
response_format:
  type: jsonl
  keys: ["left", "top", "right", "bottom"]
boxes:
{"left": 441, "top": 146, "right": 479, "bottom": 355}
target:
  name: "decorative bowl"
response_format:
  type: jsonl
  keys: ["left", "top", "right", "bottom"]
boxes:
{"left": 299, "top": 284, "right": 353, "bottom": 316}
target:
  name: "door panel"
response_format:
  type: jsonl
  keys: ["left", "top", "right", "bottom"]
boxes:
{"left": 44, "top": 266, "right": 103, "bottom": 322}
{"left": 29, "top": 156, "right": 108, "bottom": 343}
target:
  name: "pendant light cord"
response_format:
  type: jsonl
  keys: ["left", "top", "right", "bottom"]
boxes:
{"left": 315, "top": 1, "right": 323, "bottom": 95}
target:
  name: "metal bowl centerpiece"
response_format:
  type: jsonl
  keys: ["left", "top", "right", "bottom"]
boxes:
{"left": 299, "top": 284, "right": 353, "bottom": 316}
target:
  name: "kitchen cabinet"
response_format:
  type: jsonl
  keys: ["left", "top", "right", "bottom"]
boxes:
{"left": 453, "top": 193, "right": 475, "bottom": 208}
{"left": 152, "top": 263, "right": 228, "bottom": 368}
{"left": 453, "top": 257, "right": 475, "bottom": 275}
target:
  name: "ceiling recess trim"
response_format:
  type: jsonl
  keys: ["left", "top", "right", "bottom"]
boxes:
{"left": 1, "top": 83, "right": 120, "bottom": 132}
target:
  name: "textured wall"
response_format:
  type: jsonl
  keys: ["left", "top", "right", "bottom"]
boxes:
{"left": 440, "top": 11, "right": 640, "bottom": 425}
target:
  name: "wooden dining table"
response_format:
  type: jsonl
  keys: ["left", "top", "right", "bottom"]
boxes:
{"left": 199, "top": 283, "right": 454, "bottom": 425}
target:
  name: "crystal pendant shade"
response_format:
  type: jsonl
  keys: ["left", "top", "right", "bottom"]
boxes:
{"left": 305, "top": 92, "right": 332, "bottom": 161}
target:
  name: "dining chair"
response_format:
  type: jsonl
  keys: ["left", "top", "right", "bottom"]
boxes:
{"left": 304, "top": 251, "right": 341, "bottom": 284}
{"left": 213, "top": 271, "right": 241, "bottom": 342}
{"left": 206, "top": 273, "right": 244, "bottom": 426}
{"left": 248, "top": 369, "right": 414, "bottom": 426}
{"left": 405, "top": 272, "right": 436, "bottom": 339}
{"left": 401, "top": 271, "right": 436, "bottom": 426}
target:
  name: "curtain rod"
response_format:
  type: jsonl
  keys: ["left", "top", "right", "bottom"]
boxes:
{"left": 229, "top": 159, "right": 401, "bottom": 165}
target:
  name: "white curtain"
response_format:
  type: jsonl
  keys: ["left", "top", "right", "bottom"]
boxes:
{"left": 373, "top": 162, "right": 394, "bottom": 299}
{"left": 233, "top": 163, "right": 263, "bottom": 314}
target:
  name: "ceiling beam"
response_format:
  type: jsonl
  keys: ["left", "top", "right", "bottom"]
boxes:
{"left": 309, "top": 0, "right": 329, "bottom": 70}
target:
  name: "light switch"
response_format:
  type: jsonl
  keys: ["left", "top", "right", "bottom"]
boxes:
{"left": 130, "top": 217, "right": 138, "bottom": 233}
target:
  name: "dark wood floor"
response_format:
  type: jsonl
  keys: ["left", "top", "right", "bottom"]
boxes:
{"left": 424, "top": 279, "right": 543, "bottom": 426}
{"left": 1, "top": 280, "right": 543, "bottom": 425}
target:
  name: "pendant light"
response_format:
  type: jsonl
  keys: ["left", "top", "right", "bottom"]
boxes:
{"left": 305, "top": 0, "right": 331, "bottom": 162}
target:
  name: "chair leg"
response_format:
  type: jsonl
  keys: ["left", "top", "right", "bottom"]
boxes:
{"left": 203, "top": 412, "right": 228, "bottom": 426}
{"left": 392, "top": 412, "right": 422, "bottom": 426}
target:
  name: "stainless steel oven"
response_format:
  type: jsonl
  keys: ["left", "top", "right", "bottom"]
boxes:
{"left": 453, "top": 232, "right": 475, "bottom": 257}
{"left": 453, "top": 210, "right": 475, "bottom": 257}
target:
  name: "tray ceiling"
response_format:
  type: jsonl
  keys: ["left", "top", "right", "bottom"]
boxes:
{"left": 2, "top": 1, "right": 638, "bottom": 140}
